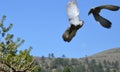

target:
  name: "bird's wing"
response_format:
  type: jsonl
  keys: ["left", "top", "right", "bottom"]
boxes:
{"left": 62, "top": 25, "right": 77, "bottom": 42}
{"left": 93, "top": 13, "right": 112, "bottom": 28}
{"left": 97, "top": 5, "right": 120, "bottom": 11}
{"left": 67, "top": 1, "right": 83, "bottom": 26}
{"left": 67, "top": 1, "right": 79, "bottom": 19}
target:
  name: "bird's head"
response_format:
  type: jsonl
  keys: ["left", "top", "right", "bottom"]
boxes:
{"left": 88, "top": 8, "right": 94, "bottom": 15}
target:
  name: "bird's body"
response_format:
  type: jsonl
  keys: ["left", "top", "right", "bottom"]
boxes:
{"left": 62, "top": 0, "right": 84, "bottom": 42}
{"left": 88, "top": 5, "right": 120, "bottom": 28}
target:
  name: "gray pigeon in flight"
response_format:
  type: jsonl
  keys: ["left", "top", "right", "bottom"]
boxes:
{"left": 62, "top": 0, "right": 84, "bottom": 42}
{"left": 88, "top": 5, "right": 120, "bottom": 28}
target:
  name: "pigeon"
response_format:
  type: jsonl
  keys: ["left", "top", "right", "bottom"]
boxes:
{"left": 62, "top": 0, "right": 84, "bottom": 42}
{"left": 88, "top": 5, "right": 120, "bottom": 28}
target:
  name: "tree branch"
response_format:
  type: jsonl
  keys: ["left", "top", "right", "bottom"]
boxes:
{"left": 0, "top": 66, "right": 7, "bottom": 72}
{"left": 0, "top": 61, "right": 16, "bottom": 72}
{"left": 23, "top": 58, "right": 35, "bottom": 71}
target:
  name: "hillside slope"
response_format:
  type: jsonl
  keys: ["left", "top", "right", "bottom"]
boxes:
{"left": 88, "top": 48, "right": 120, "bottom": 62}
{"left": 35, "top": 48, "right": 120, "bottom": 72}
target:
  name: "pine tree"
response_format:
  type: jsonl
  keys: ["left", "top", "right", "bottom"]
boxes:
{"left": 106, "top": 67, "right": 110, "bottom": 72}
{"left": 96, "top": 62, "right": 104, "bottom": 72}
{"left": 63, "top": 66, "right": 71, "bottom": 72}
{"left": 0, "top": 16, "right": 40, "bottom": 72}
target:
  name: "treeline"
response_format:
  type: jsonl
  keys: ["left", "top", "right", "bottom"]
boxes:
{"left": 35, "top": 53, "right": 120, "bottom": 72}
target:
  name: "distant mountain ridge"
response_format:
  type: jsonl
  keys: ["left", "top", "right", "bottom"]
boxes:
{"left": 87, "top": 48, "right": 120, "bottom": 62}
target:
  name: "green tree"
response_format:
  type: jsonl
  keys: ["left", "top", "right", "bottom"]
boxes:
{"left": 88, "top": 59, "right": 97, "bottom": 72}
{"left": 103, "top": 60, "right": 107, "bottom": 68}
{"left": 0, "top": 16, "right": 40, "bottom": 72}
{"left": 97, "top": 62, "right": 104, "bottom": 72}
{"left": 62, "top": 54, "right": 66, "bottom": 58}
{"left": 52, "top": 69, "right": 58, "bottom": 72}
{"left": 48, "top": 53, "right": 55, "bottom": 59}
{"left": 73, "top": 64, "right": 86, "bottom": 72}
{"left": 113, "top": 61, "right": 119, "bottom": 70}
{"left": 71, "top": 58, "right": 79, "bottom": 65}
{"left": 63, "top": 66, "right": 71, "bottom": 72}
{"left": 106, "top": 67, "right": 110, "bottom": 72}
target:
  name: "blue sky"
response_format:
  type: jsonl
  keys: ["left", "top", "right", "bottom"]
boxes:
{"left": 0, "top": 0, "right": 120, "bottom": 58}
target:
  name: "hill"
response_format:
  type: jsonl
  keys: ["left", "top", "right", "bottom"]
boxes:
{"left": 87, "top": 48, "right": 120, "bottom": 62}
{"left": 35, "top": 48, "right": 120, "bottom": 72}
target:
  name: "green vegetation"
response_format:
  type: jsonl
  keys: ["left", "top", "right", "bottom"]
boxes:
{"left": 35, "top": 53, "right": 120, "bottom": 72}
{"left": 0, "top": 16, "right": 41, "bottom": 72}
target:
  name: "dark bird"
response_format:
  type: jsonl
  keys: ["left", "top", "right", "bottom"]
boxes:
{"left": 62, "top": 0, "right": 84, "bottom": 42}
{"left": 88, "top": 5, "right": 120, "bottom": 28}
{"left": 62, "top": 24, "right": 83, "bottom": 42}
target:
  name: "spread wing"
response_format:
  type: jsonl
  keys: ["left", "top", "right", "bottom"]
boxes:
{"left": 62, "top": 25, "right": 78, "bottom": 42}
{"left": 67, "top": 1, "right": 83, "bottom": 26}
{"left": 67, "top": 1, "right": 79, "bottom": 19}
{"left": 93, "top": 13, "right": 111, "bottom": 28}
{"left": 97, "top": 5, "right": 120, "bottom": 11}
